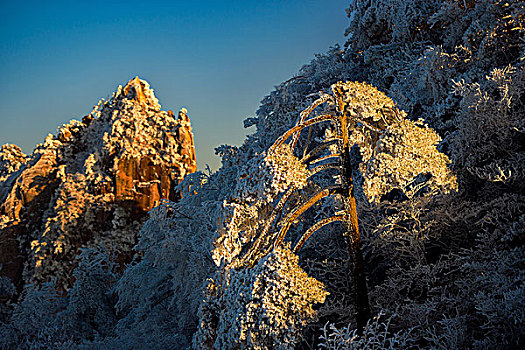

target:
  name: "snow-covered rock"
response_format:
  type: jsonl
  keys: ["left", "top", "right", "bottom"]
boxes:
{"left": 0, "top": 77, "right": 197, "bottom": 292}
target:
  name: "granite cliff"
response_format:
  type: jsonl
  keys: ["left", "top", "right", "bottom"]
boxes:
{"left": 0, "top": 77, "right": 197, "bottom": 292}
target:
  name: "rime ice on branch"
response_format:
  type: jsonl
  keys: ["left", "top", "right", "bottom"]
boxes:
{"left": 204, "top": 81, "right": 457, "bottom": 339}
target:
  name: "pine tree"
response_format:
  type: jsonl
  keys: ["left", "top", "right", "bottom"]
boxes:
{"left": 199, "top": 81, "right": 456, "bottom": 347}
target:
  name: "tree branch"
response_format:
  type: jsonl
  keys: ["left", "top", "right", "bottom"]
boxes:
{"left": 292, "top": 215, "right": 345, "bottom": 253}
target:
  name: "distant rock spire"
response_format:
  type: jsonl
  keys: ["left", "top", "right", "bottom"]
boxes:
{"left": 175, "top": 108, "right": 197, "bottom": 175}
{"left": 179, "top": 107, "right": 189, "bottom": 122}
{"left": 0, "top": 77, "right": 197, "bottom": 292}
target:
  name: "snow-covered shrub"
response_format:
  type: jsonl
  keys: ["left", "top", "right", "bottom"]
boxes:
{"left": 0, "top": 247, "right": 118, "bottom": 349}
{"left": 0, "top": 273, "right": 15, "bottom": 325}
{"left": 0, "top": 282, "right": 67, "bottom": 349}
{"left": 0, "top": 144, "right": 27, "bottom": 182}
{"left": 195, "top": 245, "right": 328, "bottom": 350}
{"left": 212, "top": 142, "right": 311, "bottom": 268}
{"left": 98, "top": 170, "right": 224, "bottom": 347}
{"left": 62, "top": 248, "right": 117, "bottom": 342}
{"left": 449, "top": 64, "right": 525, "bottom": 188}
{"left": 319, "top": 312, "right": 415, "bottom": 350}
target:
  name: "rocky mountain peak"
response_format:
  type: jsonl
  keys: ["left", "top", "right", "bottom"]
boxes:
{"left": 0, "top": 78, "right": 197, "bottom": 292}
{"left": 121, "top": 76, "right": 161, "bottom": 110}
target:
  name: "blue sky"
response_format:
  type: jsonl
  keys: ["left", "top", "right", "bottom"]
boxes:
{"left": 0, "top": 0, "right": 349, "bottom": 170}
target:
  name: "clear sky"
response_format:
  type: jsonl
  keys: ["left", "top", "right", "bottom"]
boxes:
{"left": 0, "top": 0, "right": 350, "bottom": 170}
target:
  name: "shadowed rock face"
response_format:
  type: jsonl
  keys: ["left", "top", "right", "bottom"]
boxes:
{"left": 0, "top": 77, "right": 197, "bottom": 292}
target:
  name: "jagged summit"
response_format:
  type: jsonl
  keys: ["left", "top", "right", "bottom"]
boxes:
{"left": 121, "top": 76, "right": 161, "bottom": 110}
{"left": 0, "top": 78, "right": 197, "bottom": 292}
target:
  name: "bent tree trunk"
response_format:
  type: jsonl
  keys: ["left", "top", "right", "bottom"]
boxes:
{"left": 340, "top": 159, "right": 370, "bottom": 330}
{"left": 338, "top": 94, "right": 371, "bottom": 330}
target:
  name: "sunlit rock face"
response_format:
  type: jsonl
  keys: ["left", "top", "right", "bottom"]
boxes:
{"left": 0, "top": 77, "right": 197, "bottom": 292}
